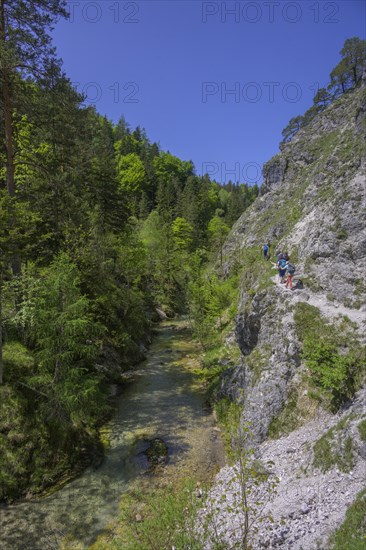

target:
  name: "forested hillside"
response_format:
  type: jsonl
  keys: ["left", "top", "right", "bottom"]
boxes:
{"left": 0, "top": 0, "right": 259, "bottom": 501}
{"left": 1, "top": 9, "right": 365, "bottom": 550}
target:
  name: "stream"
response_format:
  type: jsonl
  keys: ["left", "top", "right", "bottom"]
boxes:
{"left": 0, "top": 320, "right": 225, "bottom": 549}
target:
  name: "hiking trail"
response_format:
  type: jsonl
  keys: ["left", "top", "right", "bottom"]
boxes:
{"left": 270, "top": 272, "right": 366, "bottom": 340}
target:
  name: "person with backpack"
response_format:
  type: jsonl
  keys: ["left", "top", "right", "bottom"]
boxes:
{"left": 285, "top": 261, "right": 296, "bottom": 290}
{"left": 277, "top": 257, "right": 287, "bottom": 283}
{"left": 263, "top": 243, "right": 269, "bottom": 260}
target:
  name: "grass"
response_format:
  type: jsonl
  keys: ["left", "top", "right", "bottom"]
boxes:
{"left": 90, "top": 478, "right": 204, "bottom": 550}
{"left": 294, "top": 303, "right": 323, "bottom": 339}
{"left": 358, "top": 419, "right": 366, "bottom": 442}
{"left": 313, "top": 416, "right": 355, "bottom": 473}
{"left": 329, "top": 489, "right": 366, "bottom": 550}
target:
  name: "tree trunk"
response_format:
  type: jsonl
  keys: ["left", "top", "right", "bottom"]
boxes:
{"left": 0, "top": 269, "right": 3, "bottom": 385}
{"left": 0, "top": 0, "right": 15, "bottom": 198}
{"left": 2, "top": 73, "right": 15, "bottom": 197}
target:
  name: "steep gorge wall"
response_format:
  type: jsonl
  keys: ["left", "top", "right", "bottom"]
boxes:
{"left": 211, "top": 83, "right": 366, "bottom": 549}
{"left": 221, "top": 83, "right": 365, "bottom": 441}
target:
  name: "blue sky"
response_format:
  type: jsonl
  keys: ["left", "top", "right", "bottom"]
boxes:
{"left": 53, "top": 1, "right": 365, "bottom": 183}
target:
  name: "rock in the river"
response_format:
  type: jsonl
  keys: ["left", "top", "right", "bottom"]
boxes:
{"left": 144, "top": 438, "right": 168, "bottom": 467}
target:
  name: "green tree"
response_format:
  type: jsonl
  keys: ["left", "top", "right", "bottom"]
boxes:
{"left": 206, "top": 403, "right": 279, "bottom": 549}
{"left": 341, "top": 37, "right": 366, "bottom": 86}
{"left": 281, "top": 115, "right": 304, "bottom": 144}
{"left": 116, "top": 152, "right": 146, "bottom": 193}
{"left": 27, "top": 253, "right": 105, "bottom": 425}
{"left": 153, "top": 152, "right": 194, "bottom": 187}
{"left": 208, "top": 215, "right": 230, "bottom": 267}
{"left": 171, "top": 217, "right": 193, "bottom": 252}
{"left": 0, "top": 0, "right": 68, "bottom": 197}
{"left": 330, "top": 38, "right": 366, "bottom": 96}
{"left": 313, "top": 87, "right": 332, "bottom": 111}
{"left": 330, "top": 58, "right": 352, "bottom": 96}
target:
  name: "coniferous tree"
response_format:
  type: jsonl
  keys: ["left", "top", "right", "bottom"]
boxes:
{"left": 0, "top": 0, "right": 68, "bottom": 197}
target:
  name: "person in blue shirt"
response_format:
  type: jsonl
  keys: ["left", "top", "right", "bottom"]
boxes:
{"left": 277, "top": 257, "right": 287, "bottom": 283}
{"left": 263, "top": 243, "right": 269, "bottom": 260}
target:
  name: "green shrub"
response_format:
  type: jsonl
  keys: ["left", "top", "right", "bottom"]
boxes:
{"left": 214, "top": 397, "right": 242, "bottom": 458}
{"left": 329, "top": 489, "right": 366, "bottom": 550}
{"left": 313, "top": 418, "right": 355, "bottom": 473}
{"left": 303, "top": 340, "right": 358, "bottom": 410}
{"left": 188, "top": 266, "right": 239, "bottom": 348}
{"left": 294, "top": 303, "right": 326, "bottom": 342}
{"left": 2, "top": 342, "right": 34, "bottom": 381}
{"left": 294, "top": 303, "right": 366, "bottom": 410}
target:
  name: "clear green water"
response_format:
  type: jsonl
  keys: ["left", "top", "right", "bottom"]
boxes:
{"left": 0, "top": 321, "right": 224, "bottom": 549}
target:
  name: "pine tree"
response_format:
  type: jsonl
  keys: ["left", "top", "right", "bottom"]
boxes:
{"left": 0, "top": 0, "right": 68, "bottom": 197}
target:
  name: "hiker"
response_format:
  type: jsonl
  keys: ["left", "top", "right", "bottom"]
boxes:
{"left": 277, "top": 256, "right": 287, "bottom": 283}
{"left": 263, "top": 243, "right": 269, "bottom": 260}
{"left": 285, "top": 261, "right": 296, "bottom": 290}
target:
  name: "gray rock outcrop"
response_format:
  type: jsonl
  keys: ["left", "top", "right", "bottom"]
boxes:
{"left": 207, "top": 83, "right": 366, "bottom": 549}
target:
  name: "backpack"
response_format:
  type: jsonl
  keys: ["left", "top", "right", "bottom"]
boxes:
{"left": 277, "top": 253, "right": 284, "bottom": 261}
{"left": 287, "top": 263, "right": 296, "bottom": 275}
{"left": 295, "top": 279, "right": 304, "bottom": 289}
{"left": 283, "top": 253, "right": 289, "bottom": 261}
{"left": 263, "top": 245, "right": 268, "bottom": 252}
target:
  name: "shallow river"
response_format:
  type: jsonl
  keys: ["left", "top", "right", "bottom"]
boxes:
{"left": 0, "top": 320, "right": 224, "bottom": 549}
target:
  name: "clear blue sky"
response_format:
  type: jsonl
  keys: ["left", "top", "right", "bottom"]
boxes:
{"left": 53, "top": 1, "right": 365, "bottom": 184}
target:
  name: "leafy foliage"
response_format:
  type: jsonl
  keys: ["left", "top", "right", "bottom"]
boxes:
{"left": 294, "top": 303, "right": 365, "bottom": 410}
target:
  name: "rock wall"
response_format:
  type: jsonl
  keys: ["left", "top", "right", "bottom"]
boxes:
{"left": 209, "top": 84, "right": 366, "bottom": 548}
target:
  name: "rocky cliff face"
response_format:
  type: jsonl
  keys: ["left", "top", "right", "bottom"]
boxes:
{"left": 210, "top": 84, "right": 366, "bottom": 549}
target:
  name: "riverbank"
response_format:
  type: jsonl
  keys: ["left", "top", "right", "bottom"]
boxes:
{"left": 0, "top": 319, "right": 225, "bottom": 549}
{"left": 89, "top": 318, "right": 226, "bottom": 549}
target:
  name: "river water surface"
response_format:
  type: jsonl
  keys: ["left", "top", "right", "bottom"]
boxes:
{"left": 0, "top": 320, "right": 224, "bottom": 549}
